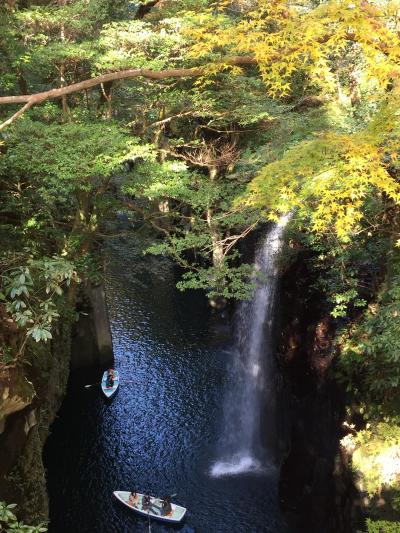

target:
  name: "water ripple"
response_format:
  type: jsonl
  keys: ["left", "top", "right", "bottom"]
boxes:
{"left": 44, "top": 240, "right": 290, "bottom": 533}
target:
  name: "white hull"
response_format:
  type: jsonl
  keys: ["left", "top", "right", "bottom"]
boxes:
{"left": 101, "top": 370, "right": 119, "bottom": 398}
{"left": 113, "top": 491, "right": 186, "bottom": 524}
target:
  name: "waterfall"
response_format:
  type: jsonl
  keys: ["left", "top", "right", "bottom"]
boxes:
{"left": 211, "top": 215, "right": 289, "bottom": 477}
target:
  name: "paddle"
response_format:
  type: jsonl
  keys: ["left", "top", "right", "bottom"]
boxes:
{"left": 84, "top": 382, "right": 99, "bottom": 389}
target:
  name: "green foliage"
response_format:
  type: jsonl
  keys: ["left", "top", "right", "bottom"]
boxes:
{"left": 338, "top": 253, "right": 400, "bottom": 421}
{"left": 2, "top": 0, "right": 129, "bottom": 90}
{"left": 0, "top": 119, "right": 136, "bottom": 254}
{"left": 123, "top": 148, "right": 260, "bottom": 298}
{"left": 344, "top": 423, "right": 400, "bottom": 496}
{"left": 96, "top": 18, "right": 186, "bottom": 71}
{"left": 0, "top": 255, "right": 78, "bottom": 356}
{"left": 366, "top": 519, "right": 400, "bottom": 533}
{"left": 0, "top": 501, "right": 47, "bottom": 533}
{"left": 176, "top": 263, "right": 255, "bottom": 300}
{"left": 2, "top": 119, "right": 134, "bottom": 187}
{"left": 286, "top": 213, "right": 389, "bottom": 319}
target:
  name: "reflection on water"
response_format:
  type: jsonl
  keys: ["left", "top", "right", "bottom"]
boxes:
{"left": 44, "top": 237, "right": 290, "bottom": 533}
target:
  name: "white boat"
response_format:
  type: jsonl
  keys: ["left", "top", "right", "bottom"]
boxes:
{"left": 101, "top": 370, "right": 119, "bottom": 398}
{"left": 113, "top": 491, "right": 187, "bottom": 524}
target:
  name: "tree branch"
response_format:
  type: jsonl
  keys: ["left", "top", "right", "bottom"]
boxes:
{"left": 0, "top": 56, "right": 257, "bottom": 130}
{"left": 134, "top": 0, "right": 161, "bottom": 20}
{"left": 0, "top": 100, "right": 35, "bottom": 132}
{"left": 149, "top": 110, "right": 194, "bottom": 127}
{"left": 0, "top": 23, "right": 391, "bottom": 131}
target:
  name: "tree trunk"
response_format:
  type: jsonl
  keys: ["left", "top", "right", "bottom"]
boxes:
{"left": 70, "top": 191, "right": 96, "bottom": 256}
{"left": 59, "top": 10, "right": 70, "bottom": 116}
{"left": 205, "top": 166, "right": 227, "bottom": 308}
{"left": 207, "top": 166, "right": 224, "bottom": 269}
{"left": 99, "top": 81, "right": 113, "bottom": 119}
{"left": 60, "top": 64, "right": 70, "bottom": 115}
{"left": 206, "top": 207, "right": 224, "bottom": 270}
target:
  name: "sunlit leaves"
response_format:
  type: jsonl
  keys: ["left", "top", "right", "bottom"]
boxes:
{"left": 96, "top": 18, "right": 186, "bottom": 71}
{"left": 185, "top": 0, "right": 400, "bottom": 97}
{"left": 342, "top": 423, "right": 400, "bottom": 496}
{"left": 242, "top": 92, "right": 400, "bottom": 240}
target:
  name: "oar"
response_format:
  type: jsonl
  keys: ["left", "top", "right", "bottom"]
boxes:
{"left": 84, "top": 382, "right": 99, "bottom": 389}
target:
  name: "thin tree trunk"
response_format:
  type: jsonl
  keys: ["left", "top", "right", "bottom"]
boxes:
{"left": 60, "top": 64, "right": 70, "bottom": 115}
{"left": 206, "top": 166, "right": 224, "bottom": 269}
{"left": 59, "top": 5, "right": 70, "bottom": 116}
{"left": 99, "top": 81, "right": 113, "bottom": 119}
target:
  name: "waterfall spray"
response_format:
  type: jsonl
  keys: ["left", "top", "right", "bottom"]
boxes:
{"left": 211, "top": 215, "right": 290, "bottom": 477}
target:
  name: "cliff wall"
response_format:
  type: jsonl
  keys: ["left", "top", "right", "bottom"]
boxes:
{"left": 276, "top": 256, "right": 358, "bottom": 533}
{"left": 0, "top": 282, "right": 113, "bottom": 524}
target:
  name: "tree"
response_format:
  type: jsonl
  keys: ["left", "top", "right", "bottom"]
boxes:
{"left": 0, "top": 119, "right": 137, "bottom": 360}
{"left": 242, "top": 89, "right": 400, "bottom": 241}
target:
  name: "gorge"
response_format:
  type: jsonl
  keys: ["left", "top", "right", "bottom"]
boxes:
{"left": 43, "top": 232, "right": 290, "bottom": 533}
{"left": 1, "top": 1, "right": 400, "bottom": 532}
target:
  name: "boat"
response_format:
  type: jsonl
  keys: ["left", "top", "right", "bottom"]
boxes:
{"left": 113, "top": 491, "right": 187, "bottom": 524}
{"left": 101, "top": 370, "right": 119, "bottom": 398}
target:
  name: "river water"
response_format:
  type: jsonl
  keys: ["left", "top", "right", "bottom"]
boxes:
{"left": 44, "top": 236, "right": 290, "bottom": 533}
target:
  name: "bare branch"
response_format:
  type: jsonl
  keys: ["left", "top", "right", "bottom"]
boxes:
{"left": 149, "top": 110, "right": 194, "bottom": 128}
{"left": 0, "top": 57, "right": 256, "bottom": 130}
{"left": 0, "top": 56, "right": 257, "bottom": 130}
{"left": 0, "top": 100, "right": 35, "bottom": 131}
{"left": 201, "top": 220, "right": 260, "bottom": 258}
{"left": 163, "top": 138, "right": 241, "bottom": 170}
{"left": 223, "top": 221, "right": 259, "bottom": 257}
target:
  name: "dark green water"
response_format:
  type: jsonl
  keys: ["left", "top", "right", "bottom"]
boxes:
{"left": 44, "top": 237, "right": 290, "bottom": 533}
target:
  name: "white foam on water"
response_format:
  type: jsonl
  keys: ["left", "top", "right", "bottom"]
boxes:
{"left": 210, "top": 454, "right": 265, "bottom": 477}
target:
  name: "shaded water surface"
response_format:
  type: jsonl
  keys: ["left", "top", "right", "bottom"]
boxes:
{"left": 44, "top": 238, "right": 289, "bottom": 533}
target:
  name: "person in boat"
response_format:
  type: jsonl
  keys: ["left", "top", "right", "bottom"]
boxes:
{"left": 106, "top": 369, "right": 114, "bottom": 388}
{"left": 161, "top": 496, "right": 172, "bottom": 516}
{"left": 142, "top": 492, "right": 151, "bottom": 511}
{"left": 129, "top": 491, "right": 138, "bottom": 506}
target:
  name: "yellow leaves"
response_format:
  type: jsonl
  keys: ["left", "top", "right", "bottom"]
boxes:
{"left": 243, "top": 113, "right": 400, "bottom": 240}
{"left": 184, "top": 1, "right": 400, "bottom": 241}
{"left": 186, "top": 0, "right": 400, "bottom": 97}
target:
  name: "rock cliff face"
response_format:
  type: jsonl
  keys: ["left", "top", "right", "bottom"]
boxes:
{"left": 276, "top": 257, "right": 357, "bottom": 533}
{"left": 71, "top": 282, "right": 114, "bottom": 369}
{"left": 0, "top": 282, "right": 113, "bottom": 524}
{"left": 0, "top": 313, "right": 72, "bottom": 524}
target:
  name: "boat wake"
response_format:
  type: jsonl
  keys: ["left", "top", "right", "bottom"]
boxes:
{"left": 210, "top": 454, "right": 265, "bottom": 477}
